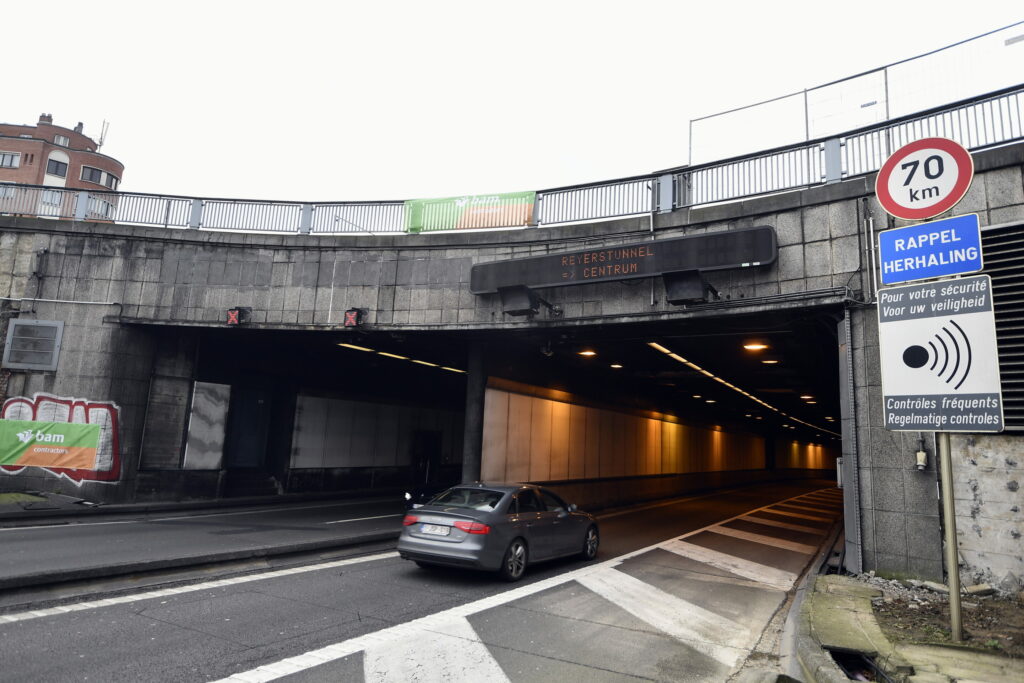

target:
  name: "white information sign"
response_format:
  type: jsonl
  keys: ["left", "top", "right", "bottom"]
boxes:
{"left": 878, "top": 274, "right": 1003, "bottom": 432}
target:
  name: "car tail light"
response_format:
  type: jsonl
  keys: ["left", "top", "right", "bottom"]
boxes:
{"left": 402, "top": 515, "right": 419, "bottom": 526}
{"left": 454, "top": 521, "right": 490, "bottom": 534}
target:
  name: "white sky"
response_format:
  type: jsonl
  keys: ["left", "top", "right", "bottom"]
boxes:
{"left": 5, "top": 1, "right": 1022, "bottom": 202}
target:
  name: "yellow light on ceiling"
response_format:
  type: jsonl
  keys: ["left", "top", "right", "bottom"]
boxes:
{"left": 610, "top": 364, "right": 623, "bottom": 369}
{"left": 338, "top": 343, "right": 374, "bottom": 352}
{"left": 441, "top": 366, "right": 466, "bottom": 374}
{"left": 412, "top": 360, "right": 438, "bottom": 367}
{"left": 578, "top": 350, "right": 597, "bottom": 357}
{"left": 761, "top": 359, "right": 780, "bottom": 364}
{"left": 743, "top": 343, "right": 769, "bottom": 351}
{"left": 800, "top": 394, "right": 814, "bottom": 400}
{"left": 648, "top": 342, "right": 671, "bottom": 354}
{"left": 378, "top": 352, "right": 409, "bottom": 360}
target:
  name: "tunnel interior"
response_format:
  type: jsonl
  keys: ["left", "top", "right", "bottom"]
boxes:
{"left": 171, "top": 303, "right": 843, "bottom": 499}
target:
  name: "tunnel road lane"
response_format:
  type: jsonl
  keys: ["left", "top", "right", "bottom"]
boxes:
{"left": 219, "top": 488, "right": 843, "bottom": 682}
{"left": 0, "top": 482, "right": 842, "bottom": 682}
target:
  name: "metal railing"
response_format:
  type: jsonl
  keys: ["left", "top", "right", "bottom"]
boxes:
{"left": 1, "top": 86, "right": 1022, "bottom": 234}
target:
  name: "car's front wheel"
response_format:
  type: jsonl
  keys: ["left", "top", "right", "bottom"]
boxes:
{"left": 499, "top": 538, "right": 528, "bottom": 582}
{"left": 581, "top": 525, "right": 599, "bottom": 560}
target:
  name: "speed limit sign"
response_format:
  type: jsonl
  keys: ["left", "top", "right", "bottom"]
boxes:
{"left": 875, "top": 137, "right": 974, "bottom": 220}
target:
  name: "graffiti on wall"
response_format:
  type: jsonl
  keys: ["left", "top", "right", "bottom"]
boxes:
{"left": 0, "top": 393, "right": 121, "bottom": 485}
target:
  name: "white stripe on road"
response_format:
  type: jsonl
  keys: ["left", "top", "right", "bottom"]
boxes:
{"left": 363, "top": 616, "right": 509, "bottom": 682}
{"left": 707, "top": 525, "right": 816, "bottom": 554}
{"left": 740, "top": 515, "right": 824, "bottom": 535}
{"left": 0, "top": 501, "right": 400, "bottom": 532}
{"left": 576, "top": 567, "right": 749, "bottom": 667}
{"left": 757, "top": 508, "right": 832, "bottom": 522}
{"left": 773, "top": 502, "right": 839, "bottom": 515}
{"left": 0, "top": 552, "right": 400, "bottom": 625}
{"left": 324, "top": 514, "right": 403, "bottom": 525}
{"left": 662, "top": 539, "right": 797, "bottom": 591}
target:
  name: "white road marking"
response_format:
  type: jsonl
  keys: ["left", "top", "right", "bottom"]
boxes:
{"left": 214, "top": 488, "right": 839, "bottom": 682}
{"left": 576, "top": 567, "right": 749, "bottom": 668}
{"left": 740, "top": 515, "right": 823, "bottom": 534}
{"left": 757, "top": 508, "right": 832, "bottom": 522}
{"left": 773, "top": 502, "right": 839, "bottom": 514}
{"left": 0, "top": 500, "right": 394, "bottom": 532}
{"left": 363, "top": 616, "right": 509, "bottom": 682}
{"left": 0, "top": 520, "right": 137, "bottom": 532}
{"left": 0, "top": 552, "right": 400, "bottom": 624}
{"left": 324, "top": 514, "right": 403, "bottom": 525}
{"left": 707, "top": 525, "right": 816, "bottom": 554}
{"left": 662, "top": 539, "right": 797, "bottom": 591}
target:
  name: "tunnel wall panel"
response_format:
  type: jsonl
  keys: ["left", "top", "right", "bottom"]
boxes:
{"left": 482, "top": 387, "right": 769, "bottom": 482}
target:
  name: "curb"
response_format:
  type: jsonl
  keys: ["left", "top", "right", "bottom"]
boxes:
{"left": 0, "top": 530, "right": 401, "bottom": 591}
{"left": 0, "top": 491, "right": 398, "bottom": 525}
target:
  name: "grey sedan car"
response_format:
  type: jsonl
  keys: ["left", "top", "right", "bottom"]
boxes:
{"left": 397, "top": 483, "right": 599, "bottom": 581}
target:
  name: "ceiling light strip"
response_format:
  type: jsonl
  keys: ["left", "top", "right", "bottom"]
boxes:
{"left": 647, "top": 342, "right": 839, "bottom": 437}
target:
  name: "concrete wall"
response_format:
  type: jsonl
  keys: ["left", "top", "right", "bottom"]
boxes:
{"left": 481, "top": 386, "right": 766, "bottom": 482}
{"left": 951, "top": 433, "right": 1024, "bottom": 590}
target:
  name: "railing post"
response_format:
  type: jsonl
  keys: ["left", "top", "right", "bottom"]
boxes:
{"left": 657, "top": 174, "right": 674, "bottom": 213}
{"left": 824, "top": 138, "right": 843, "bottom": 184}
{"left": 299, "top": 204, "right": 313, "bottom": 234}
{"left": 676, "top": 172, "right": 693, "bottom": 208}
{"left": 74, "top": 191, "right": 90, "bottom": 220}
{"left": 188, "top": 198, "right": 203, "bottom": 229}
{"left": 531, "top": 193, "right": 542, "bottom": 227}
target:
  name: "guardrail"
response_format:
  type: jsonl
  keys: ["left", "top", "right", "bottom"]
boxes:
{"left": 1, "top": 86, "right": 1021, "bottom": 234}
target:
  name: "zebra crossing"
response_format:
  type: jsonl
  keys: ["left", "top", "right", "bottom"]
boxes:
{"left": 216, "top": 488, "right": 843, "bottom": 682}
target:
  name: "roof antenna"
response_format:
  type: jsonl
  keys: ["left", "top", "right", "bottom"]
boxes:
{"left": 97, "top": 120, "right": 110, "bottom": 150}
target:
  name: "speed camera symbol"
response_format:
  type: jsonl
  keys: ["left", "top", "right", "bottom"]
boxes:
{"left": 902, "top": 319, "right": 972, "bottom": 390}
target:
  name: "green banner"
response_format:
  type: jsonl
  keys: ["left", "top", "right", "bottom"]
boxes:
{"left": 0, "top": 419, "right": 101, "bottom": 469}
{"left": 405, "top": 191, "right": 536, "bottom": 233}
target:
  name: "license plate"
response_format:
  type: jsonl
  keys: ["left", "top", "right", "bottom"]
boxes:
{"left": 420, "top": 523, "right": 450, "bottom": 536}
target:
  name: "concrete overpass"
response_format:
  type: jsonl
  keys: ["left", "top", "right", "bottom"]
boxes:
{"left": 1, "top": 96, "right": 1022, "bottom": 589}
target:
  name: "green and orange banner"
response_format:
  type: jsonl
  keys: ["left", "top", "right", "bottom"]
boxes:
{"left": 0, "top": 419, "right": 101, "bottom": 469}
{"left": 405, "top": 191, "right": 536, "bottom": 233}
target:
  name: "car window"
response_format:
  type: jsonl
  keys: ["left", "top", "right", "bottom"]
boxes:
{"left": 429, "top": 488, "right": 504, "bottom": 510}
{"left": 539, "top": 489, "right": 567, "bottom": 512}
{"left": 515, "top": 489, "right": 544, "bottom": 513}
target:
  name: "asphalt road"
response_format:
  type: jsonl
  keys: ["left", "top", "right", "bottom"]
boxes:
{"left": 0, "top": 480, "right": 839, "bottom": 682}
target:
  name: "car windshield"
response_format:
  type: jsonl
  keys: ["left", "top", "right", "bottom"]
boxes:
{"left": 429, "top": 487, "right": 505, "bottom": 511}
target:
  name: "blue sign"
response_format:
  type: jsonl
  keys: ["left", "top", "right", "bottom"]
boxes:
{"left": 878, "top": 214, "right": 982, "bottom": 285}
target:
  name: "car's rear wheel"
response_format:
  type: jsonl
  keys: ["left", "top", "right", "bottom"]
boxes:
{"left": 581, "top": 525, "right": 599, "bottom": 560}
{"left": 499, "top": 538, "right": 527, "bottom": 582}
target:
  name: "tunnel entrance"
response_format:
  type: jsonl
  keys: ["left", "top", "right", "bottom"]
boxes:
{"left": 145, "top": 300, "right": 843, "bottom": 503}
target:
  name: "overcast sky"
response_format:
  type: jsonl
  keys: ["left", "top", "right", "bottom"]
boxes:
{"left": 6, "top": 1, "right": 1022, "bottom": 202}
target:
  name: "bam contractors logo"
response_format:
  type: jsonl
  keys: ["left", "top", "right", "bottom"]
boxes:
{"left": 1, "top": 393, "right": 122, "bottom": 485}
{"left": 0, "top": 419, "right": 100, "bottom": 470}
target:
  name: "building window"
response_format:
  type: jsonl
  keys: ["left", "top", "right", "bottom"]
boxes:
{"left": 103, "top": 173, "right": 119, "bottom": 190}
{"left": 0, "top": 152, "right": 20, "bottom": 168}
{"left": 2, "top": 320, "right": 65, "bottom": 372}
{"left": 46, "top": 159, "right": 68, "bottom": 178}
{"left": 54, "top": 134, "right": 70, "bottom": 147}
{"left": 81, "top": 166, "right": 103, "bottom": 184}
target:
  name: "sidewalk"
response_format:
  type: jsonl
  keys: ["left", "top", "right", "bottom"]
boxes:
{"left": 795, "top": 573, "right": 1024, "bottom": 682}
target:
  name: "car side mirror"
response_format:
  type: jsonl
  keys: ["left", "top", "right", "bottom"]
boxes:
{"left": 568, "top": 503, "right": 577, "bottom": 512}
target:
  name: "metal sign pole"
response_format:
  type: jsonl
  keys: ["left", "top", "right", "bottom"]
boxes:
{"left": 937, "top": 431, "right": 963, "bottom": 642}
